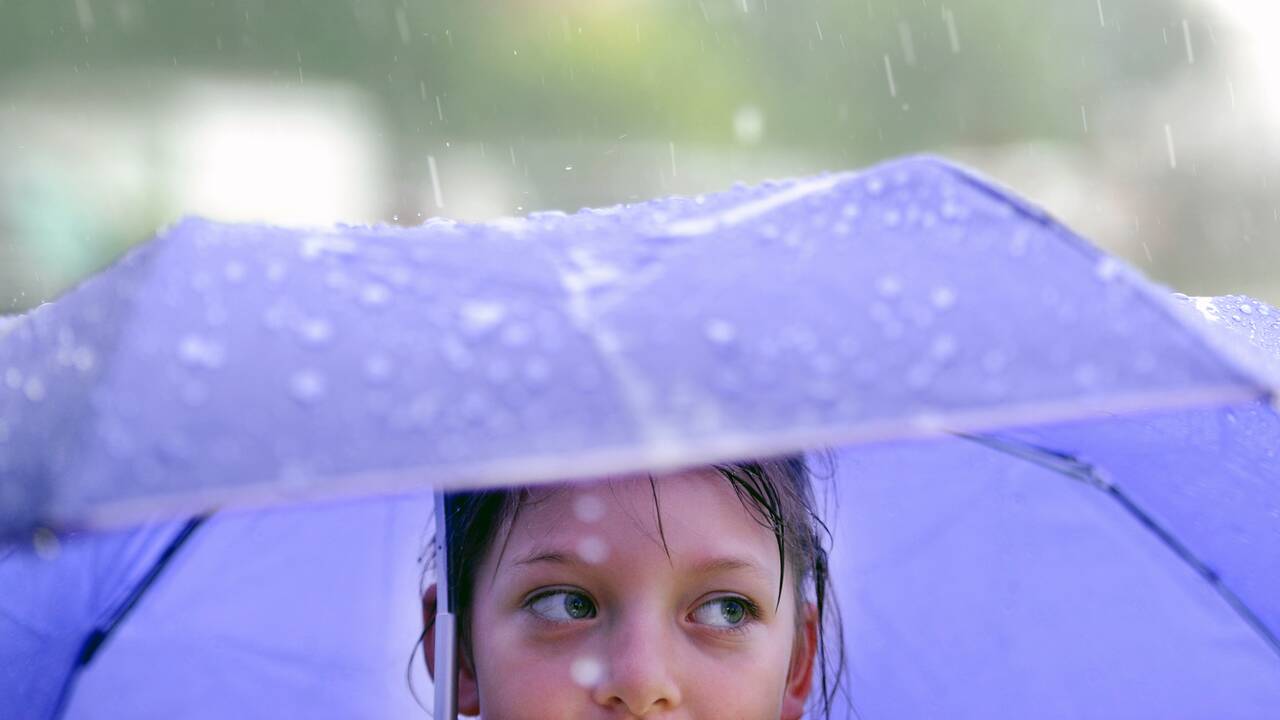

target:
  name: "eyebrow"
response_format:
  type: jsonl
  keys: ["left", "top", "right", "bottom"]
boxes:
{"left": 511, "top": 549, "right": 769, "bottom": 578}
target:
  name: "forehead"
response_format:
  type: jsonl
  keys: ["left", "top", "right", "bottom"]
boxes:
{"left": 498, "top": 468, "right": 779, "bottom": 570}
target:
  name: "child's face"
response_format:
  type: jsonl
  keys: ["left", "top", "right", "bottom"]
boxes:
{"left": 457, "top": 469, "right": 816, "bottom": 719}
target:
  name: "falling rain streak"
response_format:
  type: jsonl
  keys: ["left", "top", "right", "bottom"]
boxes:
{"left": 1096, "top": 0, "right": 1105, "bottom": 27}
{"left": 1164, "top": 124, "right": 1178, "bottom": 169}
{"left": 1182, "top": 20, "right": 1195, "bottom": 64}
{"left": 941, "top": 8, "right": 960, "bottom": 53}
{"left": 898, "top": 22, "right": 916, "bottom": 66}
{"left": 884, "top": 55, "right": 897, "bottom": 97}
{"left": 1081, "top": 106, "right": 1089, "bottom": 133}
{"left": 428, "top": 155, "right": 445, "bottom": 208}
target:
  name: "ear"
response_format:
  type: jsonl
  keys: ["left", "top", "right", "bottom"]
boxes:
{"left": 422, "top": 584, "right": 482, "bottom": 716}
{"left": 780, "top": 601, "right": 820, "bottom": 720}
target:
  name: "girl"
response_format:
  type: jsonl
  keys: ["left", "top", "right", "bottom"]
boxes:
{"left": 422, "top": 456, "right": 843, "bottom": 719}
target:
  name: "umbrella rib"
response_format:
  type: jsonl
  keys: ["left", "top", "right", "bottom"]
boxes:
{"left": 959, "top": 433, "right": 1280, "bottom": 661}
{"left": 48, "top": 515, "right": 208, "bottom": 720}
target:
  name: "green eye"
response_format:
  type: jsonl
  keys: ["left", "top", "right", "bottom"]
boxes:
{"left": 528, "top": 590, "right": 596, "bottom": 622}
{"left": 691, "top": 597, "right": 752, "bottom": 628}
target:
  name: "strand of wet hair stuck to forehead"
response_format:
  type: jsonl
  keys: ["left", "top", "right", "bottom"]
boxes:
{"left": 716, "top": 462, "right": 788, "bottom": 609}
{"left": 648, "top": 474, "right": 673, "bottom": 562}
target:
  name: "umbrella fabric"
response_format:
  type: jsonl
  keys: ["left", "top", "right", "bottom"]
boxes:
{"left": 0, "top": 157, "right": 1274, "bottom": 538}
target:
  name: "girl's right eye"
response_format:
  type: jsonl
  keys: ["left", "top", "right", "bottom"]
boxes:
{"left": 526, "top": 590, "right": 597, "bottom": 622}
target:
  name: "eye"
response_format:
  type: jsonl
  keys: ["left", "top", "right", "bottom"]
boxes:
{"left": 527, "top": 589, "right": 597, "bottom": 622}
{"left": 690, "top": 596, "right": 755, "bottom": 628}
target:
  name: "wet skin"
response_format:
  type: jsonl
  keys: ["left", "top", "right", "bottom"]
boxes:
{"left": 425, "top": 468, "right": 818, "bottom": 719}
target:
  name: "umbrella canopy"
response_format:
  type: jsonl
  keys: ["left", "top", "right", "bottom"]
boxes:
{"left": 0, "top": 156, "right": 1273, "bottom": 537}
{"left": 2, "top": 157, "right": 1279, "bottom": 718}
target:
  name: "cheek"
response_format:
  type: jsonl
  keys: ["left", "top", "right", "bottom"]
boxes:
{"left": 682, "top": 635, "right": 794, "bottom": 720}
{"left": 470, "top": 613, "right": 593, "bottom": 720}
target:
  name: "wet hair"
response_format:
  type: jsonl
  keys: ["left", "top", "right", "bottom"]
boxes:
{"left": 421, "top": 454, "right": 847, "bottom": 718}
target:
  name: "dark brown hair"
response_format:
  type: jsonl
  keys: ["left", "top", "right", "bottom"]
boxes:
{"left": 426, "top": 455, "right": 846, "bottom": 717}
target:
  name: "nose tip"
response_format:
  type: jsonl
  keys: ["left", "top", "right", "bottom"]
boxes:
{"left": 590, "top": 625, "right": 682, "bottom": 715}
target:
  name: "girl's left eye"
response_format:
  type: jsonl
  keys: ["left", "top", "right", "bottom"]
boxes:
{"left": 690, "top": 597, "right": 755, "bottom": 629}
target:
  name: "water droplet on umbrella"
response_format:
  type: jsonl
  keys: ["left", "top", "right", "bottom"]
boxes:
{"left": 223, "top": 261, "right": 247, "bottom": 283}
{"left": 522, "top": 356, "right": 551, "bottom": 385}
{"left": 576, "top": 536, "right": 609, "bottom": 564}
{"left": 704, "top": 318, "right": 737, "bottom": 344}
{"left": 23, "top": 377, "right": 45, "bottom": 402}
{"left": 460, "top": 300, "right": 507, "bottom": 335}
{"left": 1095, "top": 257, "right": 1121, "bottom": 281}
{"left": 866, "top": 177, "right": 885, "bottom": 195}
{"left": 930, "top": 334, "right": 958, "bottom": 361}
{"left": 882, "top": 209, "right": 902, "bottom": 227}
{"left": 570, "top": 657, "right": 604, "bottom": 687}
{"left": 5, "top": 367, "right": 23, "bottom": 390}
{"left": 876, "top": 275, "right": 903, "bottom": 298}
{"left": 364, "top": 354, "right": 393, "bottom": 383}
{"left": 926, "top": 285, "right": 956, "bottom": 310}
{"left": 300, "top": 235, "right": 357, "bottom": 259}
{"left": 178, "top": 334, "right": 226, "bottom": 369}
{"left": 266, "top": 262, "right": 287, "bottom": 282}
{"left": 290, "top": 370, "right": 327, "bottom": 402}
{"left": 841, "top": 203, "right": 860, "bottom": 218}
{"left": 1240, "top": 303, "right": 1254, "bottom": 315}
{"left": 501, "top": 322, "right": 533, "bottom": 347}
{"left": 360, "top": 283, "right": 391, "bottom": 307}
{"left": 299, "top": 318, "right": 333, "bottom": 345}
{"left": 573, "top": 494, "right": 606, "bottom": 523}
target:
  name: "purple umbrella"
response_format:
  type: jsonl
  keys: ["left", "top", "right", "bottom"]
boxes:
{"left": 1, "top": 157, "right": 1278, "bottom": 718}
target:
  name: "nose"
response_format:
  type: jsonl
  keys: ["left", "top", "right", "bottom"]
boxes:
{"left": 591, "top": 615, "right": 682, "bottom": 715}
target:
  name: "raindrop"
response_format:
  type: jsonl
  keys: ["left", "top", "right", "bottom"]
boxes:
{"left": 866, "top": 177, "right": 886, "bottom": 196}
{"left": 71, "top": 347, "right": 96, "bottom": 373}
{"left": 460, "top": 301, "right": 507, "bottom": 335}
{"left": 876, "top": 274, "right": 903, "bottom": 298}
{"left": 5, "top": 367, "right": 23, "bottom": 390}
{"left": 1240, "top": 303, "right": 1254, "bottom": 315}
{"left": 23, "top": 377, "right": 45, "bottom": 402}
{"left": 223, "top": 261, "right": 247, "bottom": 283}
{"left": 500, "top": 322, "right": 534, "bottom": 348}
{"left": 930, "top": 286, "right": 957, "bottom": 310}
{"left": 290, "top": 369, "right": 327, "bottom": 403}
{"left": 573, "top": 494, "right": 606, "bottom": 523}
{"left": 300, "top": 235, "right": 357, "bottom": 259}
{"left": 1095, "top": 257, "right": 1122, "bottom": 281}
{"left": 178, "top": 334, "right": 226, "bottom": 369}
{"left": 704, "top": 318, "right": 737, "bottom": 344}
{"left": 576, "top": 536, "right": 609, "bottom": 564}
{"left": 570, "top": 657, "right": 605, "bottom": 688}
{"left": 930, "top": 334, "right": 958, "bottom": 361}
{"left": 364, "top": 354, "right": 393, "bottom": 383}
{"left": 882, "top": 209, "right": 902, "bottom": 228}
{"left": 841, "top": 202, "right": 860, "bottom": 218}
{"left": 299, "top": 318, "right": 334, "bottom": 345}
{"left": 522, "top": 356, "right": 551, "bottom": 385}
{"left": 733, "top": 105, "right": 765, "bottom": 145}
{"left": 360, "top": 283, "right": 391, "bottom": 307}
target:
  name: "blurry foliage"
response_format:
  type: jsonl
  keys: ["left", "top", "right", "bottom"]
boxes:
{"left": 0, "top": 0, "right": 1212, "bottom": 155}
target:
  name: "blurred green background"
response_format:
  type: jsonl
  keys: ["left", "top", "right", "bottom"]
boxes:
{"left": 2, "top": 0, "right": 1277, "bottom": 312}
